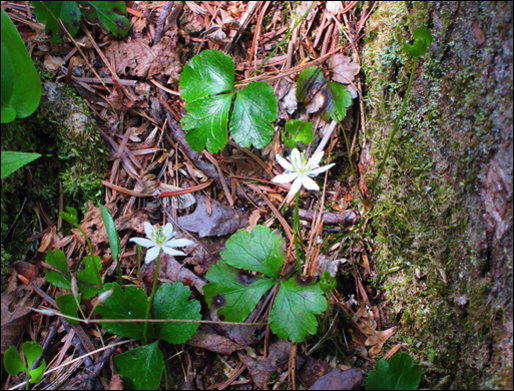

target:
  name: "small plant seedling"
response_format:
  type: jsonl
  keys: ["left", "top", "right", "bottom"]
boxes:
{"left": 4, "top": 341, "right": 46, "bottom": 389}
{"left": 32, "top": 1, "right": 130, "bottom": 43}
{"left": 365, "top": 352, "right": 421, "bottom": 390}
{"left": 282, "top": 119, "right": 313, "bottom": 149}
{"left": 370, "top": 26, "right": 433, "bottom": 196}
{"left": 179, "top": 49, "right": 278, "bottom": 153}
{"left": 203, "top": 225, "right": 328, "bottom": 343}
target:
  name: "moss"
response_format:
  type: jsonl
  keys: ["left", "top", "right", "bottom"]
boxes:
{"left": 361, "top": 1, "right": 512, "bottom": 389}
{"left": 1, "top": 64, "right": 107, "bottom": 287}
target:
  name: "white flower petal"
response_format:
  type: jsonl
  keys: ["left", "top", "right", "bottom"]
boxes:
{"left": 309, "top": 163, "right": 335, "bottom": 176}
{"left": 129, "top": 237, "right": 155, "bottom": 248}
{"left": 272, "top": 172, "right": 300, "bottom": 184}
{"left": 145, "top": 246, "right": 160, "bottom": 263}
{"left": 165, "top": 238, "right": 195, "bottom": 248}
{"left": 301, "top": 175, "right": 320, "bottom": 191}
{"left": 162, "top": 223, "right": 174, "bottom": 238}
{"left": 276, "top": 154, "right": 293, "bottom": 171}
{"left": 143, "top": 221, "right": 155, "bottom": 238}
{"left": 162, "top": 247, "right": 187, "bottom": 257}
{"left": 289, "top": 177, "right": 303, "bottom": 196}
{"left": 308, "top": 151, "right": 324, "bottom": 169}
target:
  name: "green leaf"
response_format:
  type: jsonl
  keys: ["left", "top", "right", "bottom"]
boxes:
{"left": 115, "top": 341, "right": 164, "bottom": 390}
{"left": 230, "top": 81, "right": 278, "bottom": 149}
{"left": 60, "top": 206, "right": 78, "bottom": 225}
{"left": 99, "top": 204, "right": 121, "bottom": 262}
{"left": 95, "top": 283, "right": 151, "bottom": 340}
{"left": 320, "top": 271, "right": 336, "bottom": 293}
{"left": 181, "top": 93, "right": 234, "bottom": 153}
{"left": 179, "top": 49, "right": 235, "bottom": 103}
{"left": 56, "top": 293, "right": 81, "bottom": 325}
{"left": 365, "top": 352, "right": 421, "bottom": 390}
{"left": 22, "top": 341, "right": 46, "bottom": 384}
{"left": 78, "top": 1, "right": 130, "bottom": 38}
{"left": 403, "top": 26, "right": 433, "bottom": 58}
{"left": 1, "top": 43, "right": 14, "bottom": 109}
{"left": 221, "top": 225, "right": 285, "bottom": 278}
{"left": 269, "top": 276, "right": 327, "bottom": 342}
{"left": 203, "top": 260, "right": 275, "bottom": 322}
{"left": 154, "top": 282, "right": 201, "bottom": 344}
{"left": 1, "top": 151, "right": 41, "bottom": 180}
{"left": 283, "top": 119, "right": 313, "bottom": 148}
{"left": 32, "top": 2, "right": 81, "bottom": 44}
{"left": 1, "top": 8, "right": 41, "bottom": 122}
{"left": 45, "top": 249, "right": 71, "bottom": 290}
{"left": 4, "top": 345, "right": 28, "bottom": 377}
{"left": 4, "top": 342, "right": 46, "bottom": 384}
{"left": 327, "top": 82, "right": 352, "bottom": 121}
{"left": 76, "top": 255, "right": 102, "bottom": 299}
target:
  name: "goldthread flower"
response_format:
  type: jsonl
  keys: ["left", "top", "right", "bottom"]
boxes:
{"left": 271, "top": 148, "right": 335, "bottom": 196}
{"left": 130, "top": 222, "right": 195, "bottom": 263}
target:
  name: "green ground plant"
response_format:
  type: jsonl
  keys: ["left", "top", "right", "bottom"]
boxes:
{"left": 32, "top": 1, "right": 129, "bottom": 43}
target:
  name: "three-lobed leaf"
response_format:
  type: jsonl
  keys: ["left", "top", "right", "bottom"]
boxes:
{"left": 32, "top": 1, "right": 129, "bottom": 44}
{"left": 56, "top": 293, "right": 81, "bottom": 324}
{"left": 403, "top": 26, "right": 433, "bottom": 58}
{"left": 182, "top": 94, "right": 233, "bottom": 153}
{"left": 282, "top": 119, "right": 313, "bottom": 148}
{"left": 203, "top": 260, "right": 275, "bottom": 322}
{"left": 230, "top": 82, "right": 278, "bottom": 149}
{"left": 32, "top": 2, "right": 81, "bottom": 43}
{"left": 269, "top": 276, "right": 327, "bottom": 343}
{"left": 115, "top": 340, "right": 163, "bottom": 390}
{"left": 296, "top": 66, "right": 353, "bottom": 122}
{"left": 153, "top": 282, "right": 201, "bottom": 344}
{"left": 45, "top": 249, "right": 72, "bottom": 290}
{"left": 179, "top": 49, "right": 234, "bottom": 103}
{"left": 180, "top": 49, "right": 278, "bottom": 153}
{"left": 204, "top": 225, "right": 329, "bottom": 341}
{"left": 4, "top": 341, "right": 46, "bottom": 384}
{"left": 95, "top": 283, "right": 151, "bottom": 340}
{"left": 76, "top": 255, "right": 102, "bottom": 298}
{"left": 221, "top": 225, "right": 285, "bottom": 278}
{"left": 365, "top": 352, "right": 421, "bottom": 390}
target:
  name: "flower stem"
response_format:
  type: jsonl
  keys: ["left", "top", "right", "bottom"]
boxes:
{"left": 143, "top": 249, "right": 161, "bottom": 344}
{"left": 371, "top": 57, "right": 419, "bottom": 193}
{"left": 294, "top": 192, "right": 302, "bottom": 273}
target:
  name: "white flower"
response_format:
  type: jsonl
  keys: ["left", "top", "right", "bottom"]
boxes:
{"left": 271, "top": 148, "right": 335, "bottom": 196}
{"left": 130, "top": 222, "right": 195, "bottom": 264}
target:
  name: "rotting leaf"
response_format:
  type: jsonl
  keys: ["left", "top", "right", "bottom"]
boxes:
{"left": 32, "top": 2, "right": 81, "bottom": 43}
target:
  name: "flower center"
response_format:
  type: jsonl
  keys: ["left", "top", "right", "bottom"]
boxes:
{"left": 151, "top": 228, "right": 167, "bottom": 245}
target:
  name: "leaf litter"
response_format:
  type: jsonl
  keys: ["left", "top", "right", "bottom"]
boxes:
{"left": 1, "top": 2, "right": 402, "bottom": 390}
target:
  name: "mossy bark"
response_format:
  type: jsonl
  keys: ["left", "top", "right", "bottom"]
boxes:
{"left": 1, "top": 68, "right": 107, "bottom": 287}
{"left": 361, "top": 2, "right": 512, "bottom": 389}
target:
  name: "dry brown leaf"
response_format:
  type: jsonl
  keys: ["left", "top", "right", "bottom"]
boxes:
{"left": 187, "top": 327, "right": 243, "bottom": 355}
{"left": 178, "top": 196, "right": 247, "bottom": 237}
{"left": 309, "top": 368, "right": 363, "bottom": 390}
